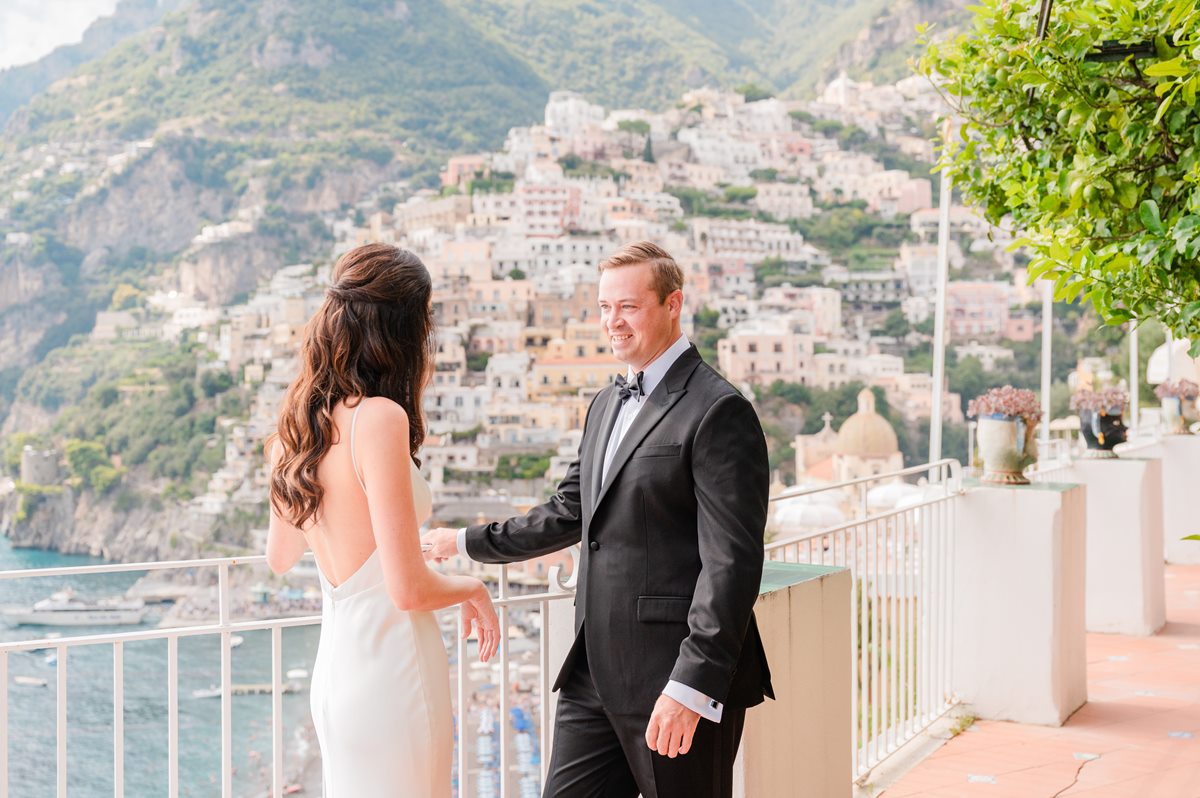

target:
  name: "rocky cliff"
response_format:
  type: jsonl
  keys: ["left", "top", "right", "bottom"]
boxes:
{"left": 0, "top": 485, "right": 214, "bottom": 561}
{"left": 64, "top": 146, "right": 231, "bottom": 259}
{"left": 825, "top": 0, "right": 968, "bottom": 86}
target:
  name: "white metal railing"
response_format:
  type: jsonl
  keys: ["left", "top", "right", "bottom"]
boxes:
{"left": 6, "top": 459, "right": 969, "bottom": 794}
{"left": 1026, "top": 436, "right": 1074, "bottom": 481}
{"left": 0, "top": 553, "right": 575, "bottom": 798}
{"left": 454, "top": 556, "right": 576, "bottom": 798}
{"left": 767, "top": 459, "right": 963, "bottom": 780}
{"left": 0, "top": 556, "right": 319, "bottom": 798}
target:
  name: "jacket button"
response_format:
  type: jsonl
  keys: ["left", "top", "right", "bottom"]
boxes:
{"left": 589, "top": 541, "right": 600, "bottom": 551}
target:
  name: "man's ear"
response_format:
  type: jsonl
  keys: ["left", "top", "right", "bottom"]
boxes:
{"left": 668, "top": 289, "right": 684, "bottom": 316}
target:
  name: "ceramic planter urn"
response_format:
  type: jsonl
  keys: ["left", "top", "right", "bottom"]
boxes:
{"left": 1078, "top": 408, "right": 1126, "bottom": 458}
{"left": 976, "top": 415, "right": 1037, "bottom": 485}
{"left": 1161, "top": 396, "right": 1187, "bottom": 434}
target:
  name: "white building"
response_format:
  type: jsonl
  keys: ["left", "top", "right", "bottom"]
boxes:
{"left": 824, "top": 268, "right": 908, "bottom": 306}
{"left": 676, "top": 127, "right": 762, "bottom": 178}
{"left": 894, "top": 241, "right": 963, "bottom": 296}
{"left": 954, "top": 342, "right": 1017, "bottom": 371}
{"left": 689, "top": 218, "right": 817, "bottom": 263}
{"left": 545, "top": 91, "right": 605, "bottom": 138}
{"left": 753, "top": 182, "right": 815, "bottom": 221}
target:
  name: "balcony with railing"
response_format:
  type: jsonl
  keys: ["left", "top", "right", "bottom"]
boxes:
{"left": 2, "top": 429, "right": 1197, "bottom": 797}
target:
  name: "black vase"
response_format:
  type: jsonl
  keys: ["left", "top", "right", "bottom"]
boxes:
{"left": 1079, "top": 408, "right": 1126, "bottom": 458}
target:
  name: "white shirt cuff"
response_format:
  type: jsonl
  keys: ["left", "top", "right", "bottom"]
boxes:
{"left": 662, "top": 680, "right": 723, "bottom": 723}
{"left": 456, "top": 527, "right": 468, "bottom": 558}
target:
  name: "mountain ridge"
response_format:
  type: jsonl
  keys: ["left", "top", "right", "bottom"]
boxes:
{"left": 3, "top": 0, "right": 964, "bottom": 154}
{"left": 0, "top": 0, "right": 189, "bottom": 127}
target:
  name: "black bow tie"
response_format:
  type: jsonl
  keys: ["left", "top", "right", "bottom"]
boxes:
{"left": 615, "top": 371, "right": 645, "bottom": 403}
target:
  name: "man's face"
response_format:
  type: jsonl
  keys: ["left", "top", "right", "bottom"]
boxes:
{"left": 597, "top": 262, "right": 680, "bottom": 370}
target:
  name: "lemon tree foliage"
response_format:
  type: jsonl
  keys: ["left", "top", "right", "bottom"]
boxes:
{"left": 920, "top": 0, "right": 1200, "bottom": 347}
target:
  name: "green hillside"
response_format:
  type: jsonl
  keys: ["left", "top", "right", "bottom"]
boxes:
{"left": 5, "top": 0, "right": 548, "bottom": 153}
{"left": 655, "top": 0, "right": 894, "bottom": 90}
{"left": 4, "top": 0, "right": 949, "bottom": 155}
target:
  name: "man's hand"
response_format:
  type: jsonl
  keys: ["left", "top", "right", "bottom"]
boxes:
{"left": 422, "top": 527, "right": 460, "bottom": 562}
{"left": 645, "top": 694, "right": 701, "bottom": 758}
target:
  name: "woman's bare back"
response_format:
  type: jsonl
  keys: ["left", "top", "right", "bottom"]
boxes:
{"left": 306, "top": 399, "right": 401, "bottom": 586}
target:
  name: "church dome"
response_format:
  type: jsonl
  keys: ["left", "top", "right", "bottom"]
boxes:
{"left": 835, "top": 389, "right": 899, "bottom": 458}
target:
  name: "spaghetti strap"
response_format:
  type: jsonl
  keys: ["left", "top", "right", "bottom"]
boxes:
{"left": 349, "top": 401, "right": 368, "bottom": 496}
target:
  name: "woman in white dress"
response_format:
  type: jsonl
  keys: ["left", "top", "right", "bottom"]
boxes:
{"left": 265, "top": 243, "right": 499, "bottom": 797}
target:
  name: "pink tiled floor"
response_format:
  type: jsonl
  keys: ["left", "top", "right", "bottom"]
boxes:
{"left": 880, "top": 565, "right": 1200, "bottom": 798}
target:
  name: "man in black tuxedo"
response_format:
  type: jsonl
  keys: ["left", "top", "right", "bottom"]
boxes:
{"left": 425, "top": 241, "right": 772, "bottom": 798}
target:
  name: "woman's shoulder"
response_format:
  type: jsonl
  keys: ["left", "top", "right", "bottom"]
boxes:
{"left": 353, "top": 396, "right": 410, "bottom": 430}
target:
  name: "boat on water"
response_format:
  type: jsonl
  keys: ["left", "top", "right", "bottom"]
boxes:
{"left": 191, "top": 681, "right": 303, "bottom": 699}
{"left": 13, "top": 675, "right": 47, "bottom": 687}
{"left": 2, "top": 587, "right": 148, "bottom": 627}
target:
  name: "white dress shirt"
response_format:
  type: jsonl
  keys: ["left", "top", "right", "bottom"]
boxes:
{"left": 458, "top": 333, "right": 723, "bottom": 723}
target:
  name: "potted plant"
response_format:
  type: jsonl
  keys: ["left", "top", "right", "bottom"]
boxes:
{"left": 1069, "top": 388, "right": 1128, "bottom": 458}
{"left": 1153, "top": 379, "right": 1199, "bottom": 434}
{"left": 968, "top": 386, "right": 1043, "bottom": 485}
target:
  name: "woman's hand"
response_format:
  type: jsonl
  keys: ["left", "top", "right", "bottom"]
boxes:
{"left": 461, "top": 582, "right": 500, "bottom": 663}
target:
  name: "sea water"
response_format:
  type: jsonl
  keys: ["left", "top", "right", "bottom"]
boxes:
{"left": 0, "top": 537, "right": 320, "bottom": 797}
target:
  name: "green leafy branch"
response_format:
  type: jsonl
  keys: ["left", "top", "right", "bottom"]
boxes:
{"left": 919, "top": 0, "right": 1200, "bottom": 349}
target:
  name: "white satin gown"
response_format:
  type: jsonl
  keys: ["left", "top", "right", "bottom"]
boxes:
{"left": 310, "top": 405, "right": 452, "bottom": 797}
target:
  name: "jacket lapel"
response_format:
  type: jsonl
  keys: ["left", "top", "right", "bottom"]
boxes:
{"left": 586, "top": 386, "right": 624, "bottom": 512}
{"left": 593, "top": 346, "right": 702, "bottom": 512}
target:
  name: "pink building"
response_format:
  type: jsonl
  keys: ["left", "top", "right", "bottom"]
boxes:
{"left": 946, "top": 281, "right": 1012, "bottom": 341}
{"left": 516, "top": 183, "right": 582, "bottom": 236}
{"left": 716, "top": 319, "right": 814, "bottom": 386}
{"left": 1006, "top": 311, "right": 1039, "bottom": 343}
{"left": 441, "top": 154, "right": 489, "bottom": 190}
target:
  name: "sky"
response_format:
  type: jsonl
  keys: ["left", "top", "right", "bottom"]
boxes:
{"left": 0, "top": 0, "right": 120, "bottom": 70}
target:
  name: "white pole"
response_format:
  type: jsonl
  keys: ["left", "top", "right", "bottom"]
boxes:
{"left": 929, "top": 121, "right": 953, "bottom": 464}
{"left": 1040, "top": 278, "right": 1053, "bottom": 447}
{"left": 1129, "top": 324, "right": 1140, "bottom": 436}
{"left": 1165, "top": 328, "right": 1175, "bottom": 381}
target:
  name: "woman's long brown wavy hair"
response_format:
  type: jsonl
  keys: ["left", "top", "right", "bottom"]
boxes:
{"left": 269, "top": 243, "right": 435, "bottom": 528}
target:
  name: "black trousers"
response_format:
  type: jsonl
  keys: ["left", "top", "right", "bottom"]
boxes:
{"left": 542, "top": 651, "right": 746, "bottom": 798}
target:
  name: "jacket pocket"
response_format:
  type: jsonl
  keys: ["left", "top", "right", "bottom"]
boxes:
{"left": 631, "top": 443, "right": 682, "bottom": 459}
{"left": 637, "top": 595, "right": 692, "bottom": 623}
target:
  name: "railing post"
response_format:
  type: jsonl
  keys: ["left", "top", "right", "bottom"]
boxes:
{"left": 114, "top": 642, "right": 124, "bottom": 798}
{"left": 849, "top": 523, "right": 860, "bottom": 776}
{"left": 457, "top": 612, "right": 469, "bottom": 797}
{"left": 218, "top": 562, "right": 232, "bottom": 798}
{"left": 168, "top": 635, "right": 179, "bottom": 798}
{"left": 56, "top": 645, "right": 67, "bottom": 798}
{"left": 498, "top": 564, "right": 510, "bottom": 798}
{"left": 1, "top": 650, "right": 7, "bottom": 798}
{"left": 272, "top": 626, "right": 284, "bottom": 797}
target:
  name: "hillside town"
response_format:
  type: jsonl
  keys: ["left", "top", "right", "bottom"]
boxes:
{"left": 8, "top": 74, "right": 1054, "bottom": 569}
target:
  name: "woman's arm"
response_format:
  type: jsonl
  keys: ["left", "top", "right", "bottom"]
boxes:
{"left": 266, "top": 441, "right": 308, "bottom": 574}
{"left": 356, "top": 398, "right": 498, "bottom": 612}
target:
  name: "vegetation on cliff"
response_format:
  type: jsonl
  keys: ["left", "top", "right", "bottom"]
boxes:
{"left": 12, "top": 338, "right": 248, "bottom": 507}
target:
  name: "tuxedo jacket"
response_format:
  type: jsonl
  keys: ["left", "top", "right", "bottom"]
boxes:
{"left": 465, "top": 345, "right": 773, "bottom": 716}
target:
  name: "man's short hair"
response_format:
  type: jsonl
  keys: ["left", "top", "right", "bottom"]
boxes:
{"left": 598, "top": 241, "right": 684, "bottom": 304}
